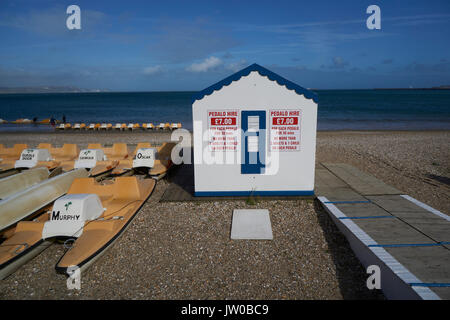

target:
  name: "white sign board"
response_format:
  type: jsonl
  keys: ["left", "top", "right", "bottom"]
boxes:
{"left": 269, "top": 109, "right": 301, "bottom": 151}
{"left": 132, "top": 148, "right": 156, "bottom": 168}
{"left": 74, "top": 149, "right": 105, "bottom": 169}
{"left": 207, "top": 110, "right": 239, "bottom": 152}
{"left": 42, "top": 194, "right": 104, "bottom": 239}
{"left": 15, "top": 148, "right": 52, "bottom": 168}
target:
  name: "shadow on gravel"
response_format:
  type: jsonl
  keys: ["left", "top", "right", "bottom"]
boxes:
{"left": 313, "top": 200, "right": 385, "bottom": 300}
{"left": 426, "top": 174, "right": 450, "bottom": 186}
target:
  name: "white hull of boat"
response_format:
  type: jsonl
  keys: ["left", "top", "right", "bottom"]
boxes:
{"left": 0, "top": 168, "right": 89, "bottom": 232}
{"left": 0, "top": 167, "right": 49, "bottom": 200}
{"left": 0, "top": 240, "right": 53, "bottom": 280}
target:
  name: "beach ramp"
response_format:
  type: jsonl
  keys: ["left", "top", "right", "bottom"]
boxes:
{"left": 316, "top": 163, "right": 450, "bottom": 300}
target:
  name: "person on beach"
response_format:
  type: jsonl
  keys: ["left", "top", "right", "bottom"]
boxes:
{"left": 50, "top": 116, "right": 56, "bottom": 128}
{"left": 62, "top": 114, "right": 66, "bottom": 124}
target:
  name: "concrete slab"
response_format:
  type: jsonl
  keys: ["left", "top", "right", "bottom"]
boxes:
{"left": 385, "top": 246, "right": 450, "bottom": 284}
{"left": 315, "top": 187, "right": 367, "bottom": 202}
{"left": 399, "top": 219, "right": 450, "bottom": 244}
{"left": 366, "top": 195, "right": 428, "bottom": 213}
{"left": 400, "top": 195, "right": 450, "bottom": 221}
{"left": 322, "top": 163, "right": 402, "bottom": 195}
{"left": 318, "top": 196, "right": 441, "bottom": 300}
{"left": 334, "top": 202, "right": 392, "bottom": 217}
{"left": 315, "top": 168, "right": 369, "bottom": 201}
{"left": 317, "top": 165, "right": 450, "bottom": 299}
{"left": 353, "top": 218, "right": 436, "bottom": 245}
{"left": 428, "top": 287, "right": 450, "bottom": 300}
{"left": 231, "top": 209, "right": 273, "bottom": 240}
{"left": 315, "top": 163, "right": 326, "bottom": 170}
{"left": 315, "top": 168, "right": 349, "bottom": 189}
{"left": 391, "top": 211, "right": 445, "bottom": 220}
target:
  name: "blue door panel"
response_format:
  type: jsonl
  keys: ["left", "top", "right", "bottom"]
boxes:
{"left": 241, "top": 110, "right": 266, "bottom": 174}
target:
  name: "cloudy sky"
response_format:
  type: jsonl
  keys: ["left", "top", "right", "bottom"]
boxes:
{"left": 1, "top": 0, "right": 449, "bottom": 90}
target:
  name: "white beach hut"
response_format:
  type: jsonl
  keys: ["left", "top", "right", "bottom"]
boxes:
{"left": 192, "top": 64, "right": 318, "bottom": 196}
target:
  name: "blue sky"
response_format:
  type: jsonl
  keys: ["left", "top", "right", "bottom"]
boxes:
{"left": 0, "top": 0, "right": 449, "bottom": 90}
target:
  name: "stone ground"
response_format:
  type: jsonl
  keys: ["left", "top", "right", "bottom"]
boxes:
{"left": 1, "top": 130, "right": 448, "bottom": 299}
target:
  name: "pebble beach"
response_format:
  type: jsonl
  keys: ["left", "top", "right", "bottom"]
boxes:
{"left": 0, "top": 130, "right": 448, "bottom": 299}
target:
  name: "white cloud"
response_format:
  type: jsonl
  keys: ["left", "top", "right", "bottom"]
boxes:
{"left": 143, "top": 65, "right": 162, "bottom": 75}
{"left": 186, "top": 56, "right": 222, "bottom": 72}
{"left": 330, "top": 56, "right": 349, "bottom": 69}
{"left": 226, "top": 59, "right": 248, "bottom": 72}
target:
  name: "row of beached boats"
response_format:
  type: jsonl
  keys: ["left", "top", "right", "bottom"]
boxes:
{"left": 0, "top": 142, "right": 176, "bottom": 279}
{"left": 0, "top": 118, "right": 53, "bottom": 124}
{"left": 56, "top": 122, "right": 182, "bottom": 131}
{"left": 0, "top": 118, "right": 182, "bottom": 131}
{"left": 0, "top": 143, "right": 175, "bottom": 178}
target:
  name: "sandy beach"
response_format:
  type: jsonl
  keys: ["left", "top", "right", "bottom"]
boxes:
{"left": 0, "top": 130, "right": 448, "bottom": 299}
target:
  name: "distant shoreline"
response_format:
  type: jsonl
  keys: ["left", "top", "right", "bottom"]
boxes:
{"left": 0, "top": 129, "right": 449, "bottom": 135}
{"left": 372, "top": 87, "right": 450, "bottom": 91}
{"left": 1, "top": 87, "right": 450, "bottom": 94}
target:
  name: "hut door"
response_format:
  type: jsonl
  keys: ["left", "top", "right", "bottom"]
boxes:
{"left": 241, "top": 110, "right": 266, "bottom": 174}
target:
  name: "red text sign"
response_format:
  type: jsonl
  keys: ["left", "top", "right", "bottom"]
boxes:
{"left": 270, "top": 109, "right": 301, "bottom": 151}
{"left": 207, "top": 110, "right": 239, "bottom": 152}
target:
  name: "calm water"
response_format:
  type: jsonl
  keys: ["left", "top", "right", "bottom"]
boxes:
{"left": 0, "top": 90, "right": 449, "bottom": 131}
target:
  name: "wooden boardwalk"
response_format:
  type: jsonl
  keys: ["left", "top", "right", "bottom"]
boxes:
{"left": 316, "top": 163, "right": 450, "bottom": 300}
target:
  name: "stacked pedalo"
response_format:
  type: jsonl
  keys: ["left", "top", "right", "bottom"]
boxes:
{"left": 58, "top": 122, "right": 182, "bottom": 131}
{"left": 0, "top": 142, "right": 176, "bottom": 179}
{"left": 0, "top": 118, "right": 182, "bottom": 131}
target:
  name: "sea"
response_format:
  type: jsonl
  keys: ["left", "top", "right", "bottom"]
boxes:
{"left": 0, "top": 90, "right": 449, "bottom": 132}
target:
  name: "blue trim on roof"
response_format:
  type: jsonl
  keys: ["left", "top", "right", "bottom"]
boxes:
{"left": 192, "top": 63, "right": 318, "bottom": 103}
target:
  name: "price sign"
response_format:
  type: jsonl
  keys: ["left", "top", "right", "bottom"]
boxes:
{"left": 207, "top": 110, "right": 239, "bottom": 152}
{"left": 272, "top": 117, "right": 298, "bottom": 126}
{"left": 210, "top": 117, "right": 237, "bottom": 126}
{"left": 270, "top": 109, "right": 301, "bottom": 151}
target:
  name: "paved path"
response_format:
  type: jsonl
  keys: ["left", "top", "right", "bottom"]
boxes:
{"left": 316, "top": 163, "right": 450, "bottom": 300}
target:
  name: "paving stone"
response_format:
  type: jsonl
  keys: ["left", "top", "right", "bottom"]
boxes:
{"left": 353, "top": 218, "right": 436, "bottom": 245}
{"left": 231, "top": 209, "right": 273, "bottom": 240}
{"left": 315, "top": 168, "right": 348, "bottom": 189}
{"left": 399, "top": 219, "right": 450, "bottom": 244}
{"left": 317, "top": 163, "right": 450, "bottom": 299}
{"left": 385, "top": 246, "right": 450, "bottom": 284}
{"left": 366, "top": 195, "right": 428, "bottom": 213}
{"left": 390, "top": 211, "right": 445, "bottom": 220}
{"left": 315, "top": 187, "right": 367, "bottom": 202}
{"left": 428, "top": 287, "right": 450, "bottom": 300}
{"left": 322, "top": 163, "right": 402, "bottom": 195}
{"left": 334, "top": 202, "right": 391, "bottom": 217}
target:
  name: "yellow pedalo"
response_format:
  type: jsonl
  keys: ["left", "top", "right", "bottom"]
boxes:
{"left": 0, "top": 176, "right": 155, "bottom": 278}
